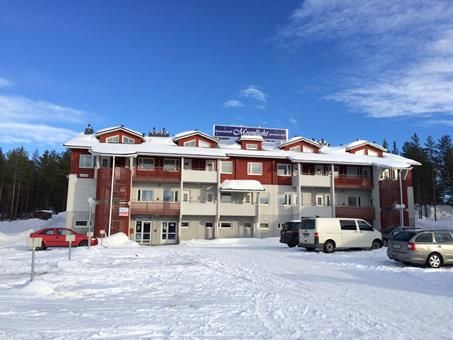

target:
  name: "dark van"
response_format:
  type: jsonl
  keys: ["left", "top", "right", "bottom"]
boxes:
{"left": 279, "top": 220, "right": 301, "bottom": 248}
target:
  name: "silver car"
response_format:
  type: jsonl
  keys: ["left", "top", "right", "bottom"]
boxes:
{"left": 387, "top": 230, "right": 453, "bottom": 268}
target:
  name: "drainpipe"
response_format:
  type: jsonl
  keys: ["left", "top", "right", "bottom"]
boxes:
{"left": 179, "top": 157, "right": 184, "bottom": 243}
{"left": 330, "top": 164, "right": 336, "bottom": 217}
{"left": 297, "top": 163, "right": 302, "bottom": 219}
{"left": 399, "top": 169, "right": 404, "bottom": 227}
{"left": 108, "top": 156, "right": 116, "bottom": 236}
{"left": 216, "top": 159, "right": 221, "bottom": 239}
{"left": 257, "top": 191, "right": 261, "bottom": 239}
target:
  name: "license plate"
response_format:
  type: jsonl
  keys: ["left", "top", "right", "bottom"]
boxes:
{"left": 303, "top": 233, "right": 309, "bottom": 237}
{"left": 393, "top": 244, "right": 401, "bottom": 249}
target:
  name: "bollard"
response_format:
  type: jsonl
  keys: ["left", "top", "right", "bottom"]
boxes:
{"left": 66, "top": 234, "right": 75, "bottom": 260}
{"left": 27, "top": 237, "right": 42, "bottom": 281}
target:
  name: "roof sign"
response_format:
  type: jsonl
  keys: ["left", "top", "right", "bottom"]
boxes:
{"left": 213, "top": 124, "right": 288, "bottom": 142}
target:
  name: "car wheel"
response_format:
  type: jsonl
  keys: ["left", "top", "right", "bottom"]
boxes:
{"left": 427, "top": 253, "right": 443, "bottom": 269}
{"left": 371, "top": 239, "right": 383, "bottom": 249}
{"left": 287, "top": 242, "right": 297, "bottom": 248}
{"left": 79, "top": 240, "right": 88, "bottom": 247}
{"left": 323, "top": 241, "right": 335, "bottom": 253}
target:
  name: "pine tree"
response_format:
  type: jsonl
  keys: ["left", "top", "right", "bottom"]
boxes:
{"left": 436, "top": 135, "right": 453, "bottom": 203}
{"left": 392, "top": 141, "right": 399, "bottom": 155}
{"left": 382, "top": 139, "right": 388, "bottom": 150}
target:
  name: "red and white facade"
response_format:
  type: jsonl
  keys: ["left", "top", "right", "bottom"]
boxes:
{"left": 64, "top": 125, "right": 419, "bottom": 245}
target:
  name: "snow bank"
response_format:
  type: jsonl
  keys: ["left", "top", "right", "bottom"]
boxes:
{"left": 19, "top": 280, "right": 55, "bottom": 296}
{"left": 0, "top": 212, "right": 66, "bottom": 234}
{"left": 100, "top": 232, "right": 139, "bottom": 248}
{"left": 416, "top": 218, "right": 453, "bottom": 230}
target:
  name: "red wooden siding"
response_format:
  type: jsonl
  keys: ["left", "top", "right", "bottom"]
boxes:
{"left": 70, "top": 149, "right": 95, "bottom": 178}
{"left": 98, "top": 130, "right": 143, "bottom": 144}
{"left": 175, "top": 135, "right": 217, "bottom": 148}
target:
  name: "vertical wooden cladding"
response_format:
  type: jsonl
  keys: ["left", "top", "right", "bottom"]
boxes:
{"left": 98, "top": 130, "right": 143, "bottom": 144}
{"left": 347, "top": 145, "right": 383, "bottom": 157}
{"left": 379, "top": 172, "right": 411, "bottom": 230}
{"left": 70, "top": 149, "right": 94, "bottom": 178}
{"left": 175, "top": 135, "right": 217, "bottom": 148}
{"left": 220, "top": 157, "right": 291, "bottom": 185}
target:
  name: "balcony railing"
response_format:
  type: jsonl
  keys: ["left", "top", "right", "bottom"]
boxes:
{"left": 130, "top": 201, "right": 180, "bottom": 216}
{"left": 334, "top": 175, "right": 372, "bottom": 189}
{"left": 335, "top": 207, "right": 375, "bottom": 220}
{"left": 183, "top": 169, "right": 218, "bottom": 183}
{"left": 133, "top": 167, "right": 181, "bottom": 183}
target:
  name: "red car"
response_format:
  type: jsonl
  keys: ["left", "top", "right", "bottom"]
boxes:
{"left": 30, "top": 227, "right": 98, "bottom": 250}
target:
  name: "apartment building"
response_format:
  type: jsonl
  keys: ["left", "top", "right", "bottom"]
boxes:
{"left": 64, "top": 125, "right": 419, "bottom": 245}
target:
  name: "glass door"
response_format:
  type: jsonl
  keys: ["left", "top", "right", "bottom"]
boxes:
{"left": 161, "top": 221, "right": 177, "bottom": 244}
{"left": 135, "top": 221, "right": 152, "bottom": 244}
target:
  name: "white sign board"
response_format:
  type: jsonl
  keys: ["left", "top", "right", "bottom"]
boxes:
{"left": 65, "top": 234, "right": 76, "bottom": 243}
{"left": 27, "top": 237, "right": 42, "bottom": 248}
{"left": 118, "top": 207, "right": 129, "bottom": 217}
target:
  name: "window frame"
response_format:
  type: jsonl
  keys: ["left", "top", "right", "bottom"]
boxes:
{"left": 220, "top": 161, "right": 233, "bottom": 174}
{"left": 220, "top": 222, "right": 232, "bottom": 228}
{"left": 138, "top": 157, "right": 155, "bottom": 171}
{"left": 122, "top": 135, "right": 135, "bottom": 144}
{"left": 277, "top": 164, "right": 292, "bottom": 177}
{"left": 79, "top": 155, "right": 94, "bottom": 169}
{"left": 246, "top": 143, "right": 258, "bottom": 150}
{"left": 106, "top": 135, "right": 120, "bottom": 143}
{"left": 183, "top": 139, "right": 197, "bottom": 147}
{"left": 138, "top": 189, "right": 154, "bottom": 202}
{"left": 163, "top": 159, "right": 179, "bottom": 172}
{"left": 247, "top": 162, "right": 263, "bottom": 176}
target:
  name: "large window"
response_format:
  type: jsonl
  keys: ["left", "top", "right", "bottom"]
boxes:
{"left": 184, "top": 140, "right": 196, "bottom": 147}
{"left": 122, "top": 135, "right": 135, "bottom": 144}
{"left": 199, "top": 140, "right": 210, "bottom": 148}
{"left": 164, "top": 159, "right": 179, "bottom": 171}
{"left": 163, "top": 190, "right": 178, "bottom": 202}
{"left": 138, "top": 189, "right": 154, "bottom": 201}
{"left": 340, "top": 220, "right": 357, "bottom": 231}
{"left": 220, "top": 192, "right": 232, "bottom": 203}
{"left": 138, "top": 158, "right": 155, "bottom": 170}
{"left": 277, "top": 164, "right": 292, "bottom": 176}
{"left": 221, "top": 161, "right": 233, "bottom": 174}
{"left": 258, "top": 192, "right": 269, "bottom": 205}
{"left": 247, "top": 162, "right": 262, "bottom": 175}
{"left": 79, "top": 155, "right": 94, "bottom": 168}
{"left": 106, "top": 135, "right": 119, "bottom": 143}
{"left": 289, "top": 145, "right": 301, "bottom": 152}
{"left": 279, "top": 193, "right": 292, "bottom": 206}
{"left": 348, "top": 196, "right": 361, "bottom": 207}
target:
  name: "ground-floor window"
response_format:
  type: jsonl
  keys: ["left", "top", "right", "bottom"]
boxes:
{"left": 220, "top": 222, "right": 232, "bottom": 228}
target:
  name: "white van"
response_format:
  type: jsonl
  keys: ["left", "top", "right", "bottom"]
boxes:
{"left": 298, "top": 218, "right": 383, "bottom": 253}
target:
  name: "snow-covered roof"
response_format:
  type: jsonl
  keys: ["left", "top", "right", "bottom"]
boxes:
{"left": 95, "top": 126, "right": 144, "bottom": 139}
{"left": 64, "top": 128, "right": 420, "bottom": 169}
{"left": 173, "top": 130, "right": 218, "bottom": 143}
{"left": 279, "top": 136, "right": 321, "bottom": 149}
{"left": 237, "top": 135, "right": 264, "bottom": 142}
{"left": 344, "top": 140, "right": 387, "bottom": 152}
{"left": 220, "top": 180, "right": 264, "bottom": 192}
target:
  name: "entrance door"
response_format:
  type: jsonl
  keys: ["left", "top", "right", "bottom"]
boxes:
{"left": 161, "top": 221, "right": 177, "bottom": 244}
{"left": 135, "top": 221, "right": 152, "bottom": 244}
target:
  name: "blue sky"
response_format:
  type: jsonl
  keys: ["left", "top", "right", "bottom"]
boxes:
{"left": 0, "top": 0, "right": 452, "bottom": 152}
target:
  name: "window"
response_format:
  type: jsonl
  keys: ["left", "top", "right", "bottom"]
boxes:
{"left": 163, "top": 190, "right": 178, "bottom": 202}
{"left": 434, "top": 232, "right": 453, "bottom": 243}
{"left": 205, "top": 222, "right": 214, "bottom": 228}
{"left": 347, "top": 167, "right": 359, "bottom": 177}
{"left": 277, "top": 164, "right": 292, "bottom": 176}
{"left": 260, "top": 223, "right": 269, "bottom": 229}
{"left": 244, "top": 223, "right": 252, "bottom": 228}
{"left": 279, "top": 193, "right": 292, "bottom": 205}
{"left": 206, "top": 192, "right": 214, "bottom": 203}
{"left": 358, "top": 221, "right": 373, "bottom": 231}
{"left": 315, "top": 194, "right": 324, "bottom": 206}
{"left": 183, "top": 159, "right": 192, "bottom": 170}
{"left": 184, "top": 139, "right": 196, "bottom": 147}
{"left": 106, "top": 135, "right": 119, "bottom": 143}
{"left": 164, "top": 159, "right": 178, "bottom": 171}
{"left": 221, "top": 192, "right": 232, "bottom": 203}
{"left": 75, "top": 220, "right": 88, "bottom": 227}
{"left": 246, "top": 143, "right": 258, "bottom": 150}
{"left": 415, "top": 233, "right": 433, "bottom": 243}
{"left": 100, "top": 157, "right": 110, "bottom": 168}
{"left": 181, "top": 222, "right": 189, "bottom": 228}
{"left": 303, "top": 145, "right": 314, "bottom": 153}
{"left": 138, "top": 158, "right": 155, "bottom": 170}
{"left": 258, "top": 192, "right": 269, "bottom": 205}
{"left": 348, "top": 196, "right": 361, "bottom": 207}
{"left": 57, "top": 229, "right": 74, "bottom": 236}
{"left": 41, "top": 229, "right": 55, "bottom": 235}
{"left": 122, "top": 135, "right": 135, "bottom": 144}
{"left": 367, "top": 149, "right": 378, "bottom": 157}
{"left": 289, "top": 145, "right": 301, "bottom": 152}
{"left": 244, "top": 193, "right": 251, "bottom": 204}
{"left": 301, "top": 219, "right": 316, "bottom": 230}
{"left": 340, "top": 220, "right": 357, "bottom": 231}
{"left": 220, "top": 222, "right": 232, "bottom": 228}
{"left": 221, "top": 161, "right": 233, "bottom": 174}
{"left": 325, "top": 194, "right": 330, "bottom": 206}
{"left": 138, "top": 190, "right": 154, "bottom": 201}
{"left": 79, "top": 155, "right": 94, "bottom": 168}
{"left": 247, "top": 162, "right": 262, "bottom": 175}
{"left": 206, "top": 160, "right": 215, "bottom": 171}
{"left": 183, "top": 190, "right": 190, "bottom": 202}
{"left": 199, "top": 140, "right": 210, "bottom": 148}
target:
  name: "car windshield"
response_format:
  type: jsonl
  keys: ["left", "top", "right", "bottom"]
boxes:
{"left": 393, "top": 231, "right": 416, "bottom": 241}
{"left": 283, "top": 222, "right": 300, "bottom": 231}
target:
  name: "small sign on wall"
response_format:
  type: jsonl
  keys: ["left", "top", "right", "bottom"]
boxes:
{"left": 119, "top": 207, "right": 129, "bottom": 217}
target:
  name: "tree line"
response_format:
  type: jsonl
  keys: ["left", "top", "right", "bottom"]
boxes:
{"left": 0, "top": 147, "right": 70, "bottom": 220}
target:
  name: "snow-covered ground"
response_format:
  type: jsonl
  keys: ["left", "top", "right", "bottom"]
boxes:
{"left": 1, "top": 228, "right": 453, "bottom": 339}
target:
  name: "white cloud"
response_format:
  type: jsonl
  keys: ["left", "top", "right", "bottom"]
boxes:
{"left": 279, "top": 0, "right": 453, "bottom": 123}
{"left": 0, "top": 77, "right": 12, "bottom": 88}
{"left": 240, "top": 86, "right": 267, "bottom": 103}
{"left": 289, "top": 117, "right": 298, "bottom": 125}
{"left": 0, "top": 94, "right": 88, "bottom": 144}
{"left": 224, "top": 99, "right": 245, "bottom": 108}
{"left": 256, "top": 104, "right": 266, "bottom": 110}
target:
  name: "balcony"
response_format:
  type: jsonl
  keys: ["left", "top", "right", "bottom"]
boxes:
{"left": 181, "top": 201, "right": 216, "bottom": 216}
{"left": 219, "top": 202, "right": 256, "bottom": 216}
{"left": 334, "top": 175, "right": 373, "bottom": 189}
{"left": 130, "top": 201, "right": 180, "bottom": 216}
{"left": 183, "top": 169, "right": 218, "bottom": 183}
{"left": 132, "top": 167, "right": 181, "bottom": 183}
{"left": 335, "top": 207, "right": 375, "bottom": 220}
{"left": 293, "top": 174, "right": 331, "bottom": 187}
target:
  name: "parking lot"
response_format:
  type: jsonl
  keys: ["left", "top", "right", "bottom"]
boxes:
{"left": 0, "top": 236, "right": 452, "bottom": 339}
